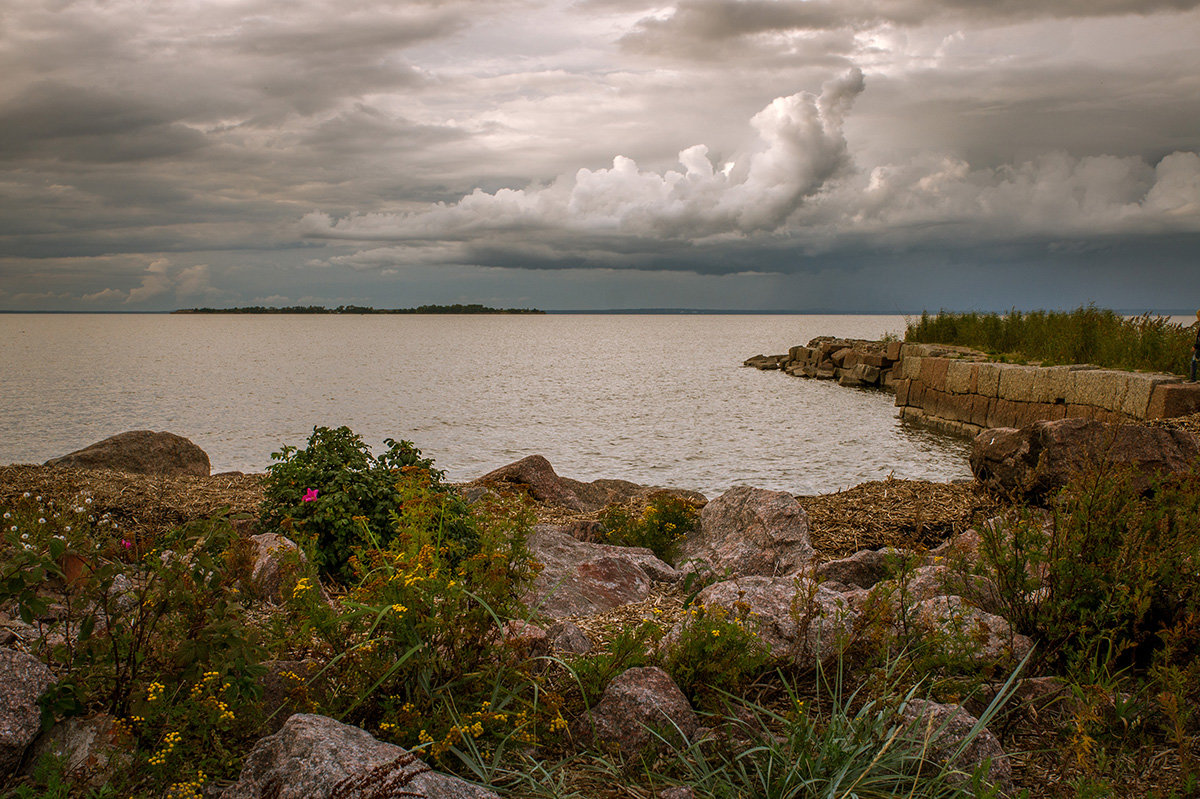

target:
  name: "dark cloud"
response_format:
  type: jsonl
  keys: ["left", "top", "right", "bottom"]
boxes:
{"left": 0, "top": 0, "right": 1198, "bottom": 311}
{"left": 0, "top": 84, "right": 207, "bottom": 163}
{"left": 621, "top": 0, "right": 1200, "bottom": 59}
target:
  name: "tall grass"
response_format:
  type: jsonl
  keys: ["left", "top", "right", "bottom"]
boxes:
{"left": 905, "top": 306, "right": 1195, "bottom": 375}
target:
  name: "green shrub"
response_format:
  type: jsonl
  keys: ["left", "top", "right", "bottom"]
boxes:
{"left": 969, "top": 464, "right": 1200, "bottom": 674}
{"left": 566, "top": 621, "right": 664, "bottom": 710}
{"left": 259, "top": 426, "right": 477, "bottom": 581}
{"left": 661, "top": 602, "right": 770, "bottom": 709}
{"left": 598, "top": 494, "right": 700, "bottom": 562}
{"left": 0, "top": 494, "right": 270, "bottom": 795}
{"left": 281, "top": 481, "right": 551, "bottom": 759}
{"left": 906, "top": 306, "right": 1193, "bottom": 375}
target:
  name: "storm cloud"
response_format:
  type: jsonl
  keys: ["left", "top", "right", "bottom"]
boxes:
{"left": 1, "top": 0, "right": 1199, "bottom": 311}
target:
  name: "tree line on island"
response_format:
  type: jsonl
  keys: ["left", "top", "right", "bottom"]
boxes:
{"left": 173, "top": 303, "right": 544, "bottom": 314}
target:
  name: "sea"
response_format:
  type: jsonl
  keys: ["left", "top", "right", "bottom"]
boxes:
{"left": 0, "top": 313, "right": 973, "bottom": 497}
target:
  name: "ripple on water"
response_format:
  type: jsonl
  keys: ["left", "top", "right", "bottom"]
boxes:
{"left": 0, "top": 314, "right": 971, "bottom": 496}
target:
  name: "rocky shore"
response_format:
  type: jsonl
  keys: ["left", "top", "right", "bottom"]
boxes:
{"left": 4, "top": 426, "right": 1200, "bottom": 797}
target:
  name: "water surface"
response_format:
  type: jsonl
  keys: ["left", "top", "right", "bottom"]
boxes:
{"left": 0, "top": 314, "right": 970, "bottom": 496}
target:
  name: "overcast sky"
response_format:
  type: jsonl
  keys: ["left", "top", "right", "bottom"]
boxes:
{"left": 1, "top": 0, "right": 1198, "bottom": 312}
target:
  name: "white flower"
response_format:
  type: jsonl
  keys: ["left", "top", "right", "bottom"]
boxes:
{"left": 35, "top": 496, "right": 41, "bottom": 501}
{"left": 9, "top": 526, "right": 16, "bottom": 532}
{"left": 63, "top": 526, "right": 71, "bottom": 533}
{"left": 85, "top": 498, "right": 93, "bottom": 504}
{"left": 38, "top": 518, "right": 46, "bottom": 524}
{"left": 22, "top": 492, "right": 30, "bottom": 498}
{"left": 21, "top": 533, "right": 29, "bottom": 540}
{"left": 2, "top": 512, "right": 9, "bottom": 519}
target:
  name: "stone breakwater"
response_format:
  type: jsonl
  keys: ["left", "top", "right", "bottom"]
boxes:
{"left": 746, "top": 337, "right": 1200, "bottom": 437}
{"left": 744, "top": 336, "right": 905, "bottom": 389}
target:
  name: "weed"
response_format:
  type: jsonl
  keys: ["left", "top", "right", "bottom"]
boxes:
{"left": 905, "top": 306, "right": 1194, "bottom": 375}
{"left": 660, "top": 603, "right": 770, "bottom": 709}
{"left": 597, "top": 494, "right": 699, "bottom": 563}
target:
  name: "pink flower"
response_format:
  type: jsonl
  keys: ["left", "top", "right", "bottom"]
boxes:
{"left": 121, "top": 539, "right": 132, "bottom": 550}
{"left": 302, "top": 489, "right": 319, "bottom": 503}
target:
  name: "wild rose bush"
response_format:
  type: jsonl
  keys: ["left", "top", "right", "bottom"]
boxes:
{"left": 259, "top": 426, "right": 477, "bottom": 582}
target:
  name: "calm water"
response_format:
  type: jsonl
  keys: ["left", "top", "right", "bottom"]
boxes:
{"left": 0, "top": 314, "right": 971, "bottom": 497}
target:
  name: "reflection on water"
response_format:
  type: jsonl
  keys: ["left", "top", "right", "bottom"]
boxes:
{"left": 0, "top": 314, "right": 970, "bottom": 496}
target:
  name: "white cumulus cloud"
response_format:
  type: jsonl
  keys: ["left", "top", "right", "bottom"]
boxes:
{"left": 302, "top": 68, "right": 866, "bottom": 244}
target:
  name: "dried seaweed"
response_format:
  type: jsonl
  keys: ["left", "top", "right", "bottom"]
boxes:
{"left": 0, "top": 465, "right": 264, "bottom": 543}
{"left": 1144, "top": 411, "right": 1200, "bottom": 435}
{"left": 798, "top": 476, "right": 999, "bottom": 559}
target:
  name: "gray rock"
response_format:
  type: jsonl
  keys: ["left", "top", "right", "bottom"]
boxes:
{"left": 659, "top": 788, "right": 696, "bottom": 799}
{"left": 0, "top": 648, "right": 55, "bottom": 776}
{"left": 502, "top": 620, "right": 549, "bottom": 656}
{"left": 678, "top": 486, "right": 814, "bottom": 577}
{"left": 473, "top": 456, "right": 705, "bottom": 513}
{"left": 20, "top": 714, "right": 129, "bottom": 787}
{"left": 456, "top": 484, "right": 498, "bottom": 505}
{"left": 577, "top": 667, "right": 698, "bottom": 755}
{"left": 814, "top": 548, "right": 897, "bottom": 589}
{"left": 250, "top": 533, "right": 305, "bottom": 603}
{"left": 44, "top": 430, "right": 210, "bottom": 477}
{"left": 899, "top": 699, "right": 1011, "bottom": 788}
{"left": 222, "top": 714, "right": 497, "bottom": 799}
{"left": 913, "top": 596, "right": 1034, "bottom": 664}
{"left": 526, "top": 525, "right": 679, "bottom": 618}
{"left": 696, "top": 577, "right": 857, "bottom": 665}
{"left": 547, "top": 621, "right": 593, "bottom": 654}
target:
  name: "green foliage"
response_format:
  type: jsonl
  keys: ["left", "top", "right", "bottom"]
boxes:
{"left": 0, "top": 495, "right": 266, "bottom": 718}
{"left": 967, "top": 465, "right": 1200, "bottom": 674}
{"left": 597, "top": 494, "right": 700, "bottom": 562}
{"left": 0, "top": 494, "right": 270, "bottom": 795}
{"left": 661, "top": 603, "right": 770, "bottom": 709}
{"left": 905, "top": 306, "right": 1194, "bottom": 375}
{"left": 260, "top": 426, "right": 477, "bottom": 581}
{"left": 566, "top": 621, "right": 664, "bottom": 709}
{"left": 651, "top": 661, "right": 1019, "bottom": 799}
{"left": 278, "top": 480, "right": 551, "bottom": 760}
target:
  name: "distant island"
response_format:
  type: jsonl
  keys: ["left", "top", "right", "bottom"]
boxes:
{"left": 173, "top": 304, "right": 544, "bottom": 315}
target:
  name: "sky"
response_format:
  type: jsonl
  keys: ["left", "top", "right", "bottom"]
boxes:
{"left": 1, "top": 0, "right": 1199, "bottom": 313}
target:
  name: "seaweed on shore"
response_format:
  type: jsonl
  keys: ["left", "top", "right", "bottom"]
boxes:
{"left": 0, "top": 465, "right": 264, "bottom": 545}
{"left": 798, "top": 476, "right": 999, "bottom": 558}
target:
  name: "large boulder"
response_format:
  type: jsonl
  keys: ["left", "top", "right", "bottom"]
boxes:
{"left": 814, "top": 548, "right": 897, "bottom": 590}
{"left": 677, "top": 486, "right": 814, "bottom": 576}
{"left": 899, "top": 699, "right": 1011, "bottom": 788}
{"left": 475, "top": 455, "right": 593, "bottom": 511}
{"left": 222, "top": 714, "right": 497, "bottom": 799}
{"left": 527, "top": 525, "right": 679, "bottom": 618}
{"left": 0, "top": 648, "right": 56, "bottom": 776}
{"left": 44, "top": 431, "right": 210, "bottom": 477}
{"left": 576, "top": 667, "right": 698, "bottom": 754}
{"left": 695, "top": 577, "right": 857, "bottom": 665}
{"left": 473, "top": 456, "right": 705, "bottom": 513}
{"left": 970, "top": 418, "right": 1200, "bottom": 499}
